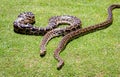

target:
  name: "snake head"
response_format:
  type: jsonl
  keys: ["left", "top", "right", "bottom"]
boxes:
{"left": 18, "top": 12, "right": 35, "bottom": 25}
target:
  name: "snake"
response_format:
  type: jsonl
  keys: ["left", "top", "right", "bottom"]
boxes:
{"left": 40, "top": 16, "right": 81, "bottom": 56}
{"left": 13, "top": 11, "right": 82, "bottom": 66}
{"left": 14, "top": 12, "right": 81, "bottom": 36}
{"left": 13, "top": 4, "right": 120, "bottom": 70}
{"left": 13, "top": 12, "right": 82, "bottom": 54}
{"left": 53, "top": 4, "right": 120, "bottom": 70}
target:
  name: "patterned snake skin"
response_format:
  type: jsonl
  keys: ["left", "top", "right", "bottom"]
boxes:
{"left": 53, "top": 4, "right": 120, "bottom": 70}
{"left": 13, "top": 13, "right": 81, "bottom": 35}
{"left": 40, "top": 16, "right": 81, "bottom": 56}
{"left": 13, "top": 12, "right": 82, "bottom": 69}
{"left": 13, "top": 12, "right": 82, "bottom": 55}
{"left": 13, "top": 4, "right": 120, "bottom": 70}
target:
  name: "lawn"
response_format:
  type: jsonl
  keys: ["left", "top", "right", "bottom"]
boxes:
{"left": 0, "top": 0, "right": 120, "bottom": 77}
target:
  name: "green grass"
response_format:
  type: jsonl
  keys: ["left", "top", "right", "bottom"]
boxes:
{"left": 0, "top": 0, "right": 120, "bottom": 77}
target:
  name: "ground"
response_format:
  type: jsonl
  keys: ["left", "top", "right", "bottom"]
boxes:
{"left": 0, "top": 0, "right": 120, "bottom": 77}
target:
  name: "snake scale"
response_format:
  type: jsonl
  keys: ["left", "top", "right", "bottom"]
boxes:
{"left": 54, "top": 4, "right": 120, "bottom": 69}
{"left": 13, "top": 4, "right": 120, "bottom": 70}
{"left": 13, "top": 13, "right": 81, "bottom": 35}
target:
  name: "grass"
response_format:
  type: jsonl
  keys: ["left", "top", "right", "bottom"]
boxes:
{"left": 0, "top": 0, "right": 120, "bottom": 77}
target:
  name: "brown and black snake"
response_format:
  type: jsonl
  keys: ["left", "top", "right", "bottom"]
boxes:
{"left": 13, "top": 12, "right": 82, "bottom": 55}
{"left": 40, "top": 16, "right": 81, "bottom": 56}
{"left": 13, "top": 4, "right": 120, "bottom": 70}
{"left": 13, "top": 13, "right": 81, "bottom": 35}
{"left": 53, "top": 4, "right": 120, "bottom": 69}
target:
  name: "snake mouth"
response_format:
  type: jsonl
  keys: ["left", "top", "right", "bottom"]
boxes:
{"left": 57, "top": 61, "right": 64, "bottom": 70}
{"left": 40, "top": 50, "right": 46, "bottom": 57}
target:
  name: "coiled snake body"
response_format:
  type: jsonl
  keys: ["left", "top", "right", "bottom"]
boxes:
{"left": 13, "top": 13, "right": 81, "bottom": 36}
{"left": 13, "top": 4, "right": 120, "bottom": 70}
{"left": 40, "top": 16, "right": 81, "bottom": 56}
